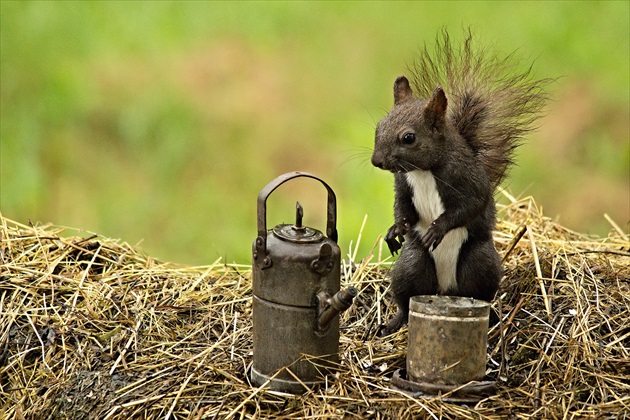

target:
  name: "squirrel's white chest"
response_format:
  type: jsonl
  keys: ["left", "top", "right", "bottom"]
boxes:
{"left": 405, "top": 170, "right": 468, "bottom": 293}
{"left": 405, "top": 170, "right": 443, "bottom": 230}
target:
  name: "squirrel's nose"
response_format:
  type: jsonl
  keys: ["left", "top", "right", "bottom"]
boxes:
{"left": 371, "top": 153, "right": 384, "bottom": 169}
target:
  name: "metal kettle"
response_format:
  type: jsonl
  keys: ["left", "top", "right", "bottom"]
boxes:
{"left": 251, "top": 171, "right": 356, "bottom": 393}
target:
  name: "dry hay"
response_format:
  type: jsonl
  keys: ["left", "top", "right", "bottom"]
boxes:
{"left": 1, "top": 195, "right": 629, "bottom": 420}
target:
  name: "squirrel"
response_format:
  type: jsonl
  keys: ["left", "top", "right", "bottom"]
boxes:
{"left": 371, "top": 29, "right": 549, "bottom": 335}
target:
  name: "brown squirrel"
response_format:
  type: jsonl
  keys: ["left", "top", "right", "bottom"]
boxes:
{"left": 372, "top": 30, "right": 549, "bottom": 335}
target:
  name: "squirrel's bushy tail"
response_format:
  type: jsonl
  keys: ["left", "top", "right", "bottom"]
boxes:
{"left": 410, "top": 29, "right": 550, "bottom": 188}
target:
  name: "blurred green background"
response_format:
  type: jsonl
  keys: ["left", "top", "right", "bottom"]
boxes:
{"left": 1, "top": 1, "right": 628, "bottom": 265}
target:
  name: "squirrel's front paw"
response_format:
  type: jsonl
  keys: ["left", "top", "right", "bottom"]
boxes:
{"left": 385, "top": 221, "right": 410, "bottom": 255}
{"left": 422, "top": 221, "right": 446, "bottom": 251}
{"left": 385, "top": 226, "right": 403, "bottom": 255}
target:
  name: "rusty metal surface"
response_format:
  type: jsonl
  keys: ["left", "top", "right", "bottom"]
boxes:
{"left": 318, "top": 287, "right": 358, "bottom": 330}
{"left": 406, "top": 296, "right": 490, "bottom": 385}
{"left": 252, "top": 233, "right": 340, "bottom": 306}
{"left": 250, "top": 172, "right": 354, "bottom": 394}
{"left": 251, "top": 295, "right": 339, "bottom": 388}
{"left": 391, "top": 369, "right": 496, "bottom": 403}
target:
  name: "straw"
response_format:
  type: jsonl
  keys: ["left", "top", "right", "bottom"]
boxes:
{"left": 1, "top": 197, "right": 628, "bottom": 419}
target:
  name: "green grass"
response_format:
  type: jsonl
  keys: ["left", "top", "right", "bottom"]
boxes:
{"left": 1, "top": 1, "right": 628, "bottom": 264}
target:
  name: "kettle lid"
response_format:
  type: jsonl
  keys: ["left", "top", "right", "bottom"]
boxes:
{"left": 272, "top": 201, "right": 324, "bottom": 243}
{"left": 272, "top": 224, "right": 324, "bottom": 243}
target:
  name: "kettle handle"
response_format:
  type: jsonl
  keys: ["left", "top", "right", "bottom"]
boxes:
{"left": 256, "top": 171, "right": 337, "bottom": 254}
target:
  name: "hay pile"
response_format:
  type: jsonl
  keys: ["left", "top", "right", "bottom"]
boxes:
{"left": 1, "top": 196, "right": 628, "bottom": 419}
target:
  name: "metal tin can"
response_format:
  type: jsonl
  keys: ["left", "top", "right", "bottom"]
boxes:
{"left": 407, "top": 295, "right": 490, "bottom": 385}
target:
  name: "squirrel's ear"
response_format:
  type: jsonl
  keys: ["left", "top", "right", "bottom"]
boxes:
{"left": 424, "top": 86, "right": 447, "bottom": 129}
{"left": 393, "top": 76, "right": 413, "bottom": 105}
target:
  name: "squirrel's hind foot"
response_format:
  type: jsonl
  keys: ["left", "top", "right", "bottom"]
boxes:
{"left": 377, "top": 311, "right": 407, "bottom": 337}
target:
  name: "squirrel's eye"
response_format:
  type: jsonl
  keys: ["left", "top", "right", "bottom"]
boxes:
{"left": 402, "top": 132, "right": 416, "bottom": 145}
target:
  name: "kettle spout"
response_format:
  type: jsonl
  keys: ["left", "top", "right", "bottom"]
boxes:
{"left": 318, "top": 287, "right": 358, "bottom": 330}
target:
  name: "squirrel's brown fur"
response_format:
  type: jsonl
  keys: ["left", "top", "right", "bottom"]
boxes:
{"left": 409, "top": 29, "right": 550, "bottom": 188}
{"left": 371, "top": 29, "right": 551, "bottom": 335}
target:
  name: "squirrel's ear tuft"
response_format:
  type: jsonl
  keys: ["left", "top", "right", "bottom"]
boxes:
{"left": 424, "top": 86, "right": 447, "bottom": 129}
{"left": 393, "top": 76, "right": 413, "bottom": 105}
